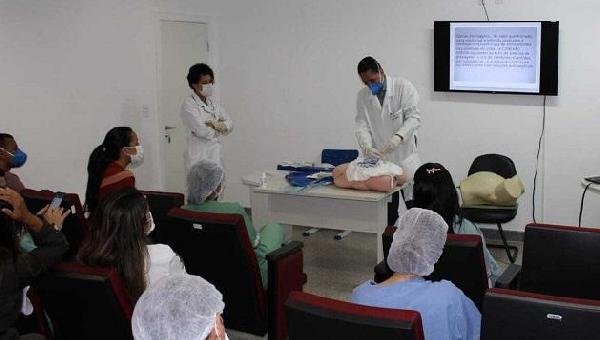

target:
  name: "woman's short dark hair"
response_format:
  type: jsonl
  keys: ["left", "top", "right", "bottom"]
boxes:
{"left": 186, "top": 63, "right": 214, "bottom": 89}
{"left": 412, "top": 163, "right": 459, "bottom": 233}
{"left": 77, "top": 188, "right": 149, "bottom": 302}
{"left": 357, "top": 56, "right": 380, "bottom": 74}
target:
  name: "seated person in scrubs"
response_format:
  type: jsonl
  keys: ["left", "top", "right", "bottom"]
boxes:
{"left": 183, "top": 160, "right": 283, "bottom": 287}
{"left": 352, "top": 208, "right": 481, "bottom": 340}
{"left": 333, "top": 158, "right": 407, "bottom": 192}
{"left": 460, "top": 171, "right": 524, "bottom": 207}
{"left": 412, "top": 163, "right": 501, "bottom": 284}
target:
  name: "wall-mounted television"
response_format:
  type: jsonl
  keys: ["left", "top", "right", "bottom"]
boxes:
{"left": 434, "top": 21, "right": 559, "bottom": 95}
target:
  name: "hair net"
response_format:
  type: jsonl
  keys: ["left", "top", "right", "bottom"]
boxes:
{"left": 387, "top": 208, "right": 448, "bottom": 276}
{"left": 187, "top": 160, "right": 224, "bottom": 204}
{"left": 132, "top": 274, "right": 225, "bottom": 340}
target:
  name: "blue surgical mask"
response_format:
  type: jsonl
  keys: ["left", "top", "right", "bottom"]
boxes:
{"left": 5, "top": 148, "right": 27, "bottom": 168}
{"left": 369, "top": 82, "right": 384, "bottom": 95}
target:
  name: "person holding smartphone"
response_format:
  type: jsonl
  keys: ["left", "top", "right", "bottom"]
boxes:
{"left": 0, "top": 187, "right": 69, "bottom": 340}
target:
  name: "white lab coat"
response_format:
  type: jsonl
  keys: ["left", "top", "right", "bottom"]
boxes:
{"left": 355, "top": 76, "right": 422, "bottom": 202}
{"left": 181, "top": 92, "right": 233, "bottom": 171}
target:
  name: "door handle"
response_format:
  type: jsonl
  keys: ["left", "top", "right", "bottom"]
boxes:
{"left": 165, "top": 126, "right": 176, "bottom": 130}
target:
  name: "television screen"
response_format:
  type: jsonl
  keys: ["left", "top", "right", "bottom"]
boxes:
{"left": 434, "top": 21, "right": 558, "bottom": 95}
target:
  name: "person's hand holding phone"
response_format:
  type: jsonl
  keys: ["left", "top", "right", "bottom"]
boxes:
{"left": 40, "top": 204, "right": 70, "bottom": 231}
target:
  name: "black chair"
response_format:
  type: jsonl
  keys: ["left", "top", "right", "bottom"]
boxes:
{"left": 460, "top": 154, "right": 519, "bottom": 263}
{"left": 154, "top": 208, "right": 305, "bottom": 340}
{"left": 286, "top": 291, "right": 424, "bottom": 340}
{"left": 374, "top": 226, "right": 489, "bottom": 309}
{"left": 33, "top": 262, "right": 133, "bottom": 340}
{"left": 497, "top": 223, "right": 600, "bottom": 301}
{"left": 481, "top": 288, "right": 600, "bottom": 340}
{"left": 21, "top": 189, "right": 87, "bottom": 260}
{"left": 140, "top": 190, "right": 184, "bottom": 239}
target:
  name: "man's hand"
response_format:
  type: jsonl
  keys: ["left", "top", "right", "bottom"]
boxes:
{"left": 365, "top": 147, "right": 384, "bottom": 160}
{"left": 380, "top": 135, "right": 403, "bottom": 155}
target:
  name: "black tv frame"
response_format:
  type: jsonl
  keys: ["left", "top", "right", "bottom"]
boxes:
{"left": 434, "top": 21, "right": 559, "bottom": 96}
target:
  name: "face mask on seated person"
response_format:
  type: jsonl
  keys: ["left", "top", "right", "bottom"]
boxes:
{"left": 1, "top": 148, "right": 27, "bottom": 168}
{"left": 126, "top": 145, "right": 144, "bottom": 168}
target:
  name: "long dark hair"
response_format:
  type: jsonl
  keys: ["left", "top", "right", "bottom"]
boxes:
{"left": 412, "top": 163, "right": 459, "bottom": 233}
{"left": 85, "top": 127, "right": 134, "bottom": 213}
{"left": 77, "top": 188, "right": 149, "bottom": 302}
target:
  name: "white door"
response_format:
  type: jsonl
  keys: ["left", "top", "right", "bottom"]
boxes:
{"left": 159, "top": 20, "right": 209, "bottom": 193}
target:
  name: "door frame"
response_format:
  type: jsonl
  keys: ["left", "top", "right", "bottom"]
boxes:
{"left": 154, "top": 11, "right": 219, "bottom": 191}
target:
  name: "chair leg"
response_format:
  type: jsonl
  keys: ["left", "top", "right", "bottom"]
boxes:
{"left": 496, "top": 223, "right": 517, "bottom": 263}
{"left": 302, "top": 228, "right": 320, "bottom": 237}
{"left": 334, "top": 230, "right": 352, "bottom": 240}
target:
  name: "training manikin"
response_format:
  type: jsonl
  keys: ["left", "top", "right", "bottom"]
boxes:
{"left": 333, "top": 158, "right": 407, "bottom": 192}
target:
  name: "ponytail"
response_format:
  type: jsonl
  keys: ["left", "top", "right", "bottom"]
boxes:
{"left": 84, "top": 127, "right": 133, "bottom": 213}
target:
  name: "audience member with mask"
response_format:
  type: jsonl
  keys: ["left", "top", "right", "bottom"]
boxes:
{"left": 132, "top": 274, "right": 228, "bottom": 340}
{"left": 84, "top": 127, "right": 144, "bottom": 214}
{"left": 77, "top": 188, "right": 185, "bottom": 303}
{"left": 0, "top": 133, "right": 28, "bottom": 192}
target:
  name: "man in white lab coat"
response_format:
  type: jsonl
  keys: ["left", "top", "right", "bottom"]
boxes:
{"left": 354, "top": 56, "right": 422, "bottom": 223}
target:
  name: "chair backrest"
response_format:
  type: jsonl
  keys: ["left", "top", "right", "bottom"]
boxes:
{"left": 482, "top": 288, "right": 600, "bottom": 340}
{"left": 382, "top": 227, "right": 488, "bottom": 309}
{"left": 140, "top": 190, "right": 184, "bottom": 237}
{"left": 155, "top": 208, "right": 268, "bottom": 336}
{"left": 321, "top": 149, "right": 359, "bottom": 166}
{"left": 21, "top": 189, "right": 86, "bottom": 259}
{"left": 33, "top": 262, "right": 133, "bottom": 340}
{"left": 468, "top": 154, "right": 517, "bottom": 178}
{"left": 285, "top": 291, "right": 424, "bottom": 340}
{"left": 521, "top": 223, "right": 600, "bottom": 300}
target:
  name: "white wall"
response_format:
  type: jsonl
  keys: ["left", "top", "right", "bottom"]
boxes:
{"left": 159, "top": 0, "right": 600, "bottom": 231}
{"left": 2, "top": 1, "right": 599, "bottom": 231}
{"left": 0, "top": 0, "right": 163, "bottom": 198}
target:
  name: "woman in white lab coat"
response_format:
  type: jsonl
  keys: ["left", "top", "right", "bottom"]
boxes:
{"left": 181, "top": 63, "right": 233, "bottom": 172}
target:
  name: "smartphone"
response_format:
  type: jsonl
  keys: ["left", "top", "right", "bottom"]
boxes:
{"left": 49, "top": 192, "right": 65, "bottom": 209}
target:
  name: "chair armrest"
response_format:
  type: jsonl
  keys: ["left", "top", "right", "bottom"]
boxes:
{"left": 495, "top": 264, "right": 521, "bottom": 289}
{"left": 267, "top": 241, "right": 304, "bottom": 340}
{"left": 373, "top": 260, "right": 393, "bottom": 284}
{"left": 266, "top": 241, "right": 303, "bottom": 262}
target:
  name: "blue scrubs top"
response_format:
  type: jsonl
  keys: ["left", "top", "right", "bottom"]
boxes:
{"left": 351, "top": 277, "right": 481, "bottom": 340}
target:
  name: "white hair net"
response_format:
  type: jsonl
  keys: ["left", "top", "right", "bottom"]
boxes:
{"left": 387, "top": 208, "right": 448, "bottom": 276}
{"left": 187, "top": 160, "right": 224, "bottom": 204}
{"left": 132, "top": 274, "right": 225, "bottom": 340}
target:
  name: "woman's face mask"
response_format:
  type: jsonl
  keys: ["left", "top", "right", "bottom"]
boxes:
{"left": 145, "top": 211, "right": 155, "bottom": 235}
{"left": 125, "top": 145, "right": 144, "bottom": 168}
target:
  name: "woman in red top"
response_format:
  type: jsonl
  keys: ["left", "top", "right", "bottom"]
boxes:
{"left": 84, "top": 127, "right": 143, "bottom": 213}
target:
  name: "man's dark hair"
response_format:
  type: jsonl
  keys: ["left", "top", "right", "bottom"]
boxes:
{"left": 357, "top": 56, "right": 380, "bottom": 74}
{"left": 186, "top": 63, "right": 214, "bottom": 89}
{"left": 0, "top": 133, "right": 14, "bottom": 148}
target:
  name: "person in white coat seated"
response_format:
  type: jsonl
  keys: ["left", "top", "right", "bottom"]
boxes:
{"left": 181, "top": 63, "right": 233, "bottom": 171}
